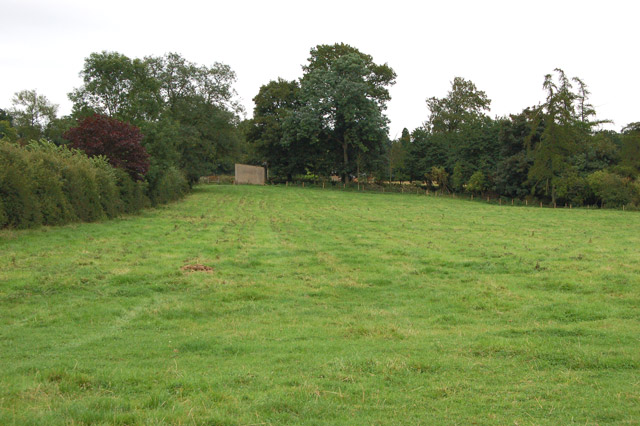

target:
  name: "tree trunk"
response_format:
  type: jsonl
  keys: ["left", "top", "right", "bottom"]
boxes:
{"left": 342, "top": 141, "right": 349, "bottom": 183}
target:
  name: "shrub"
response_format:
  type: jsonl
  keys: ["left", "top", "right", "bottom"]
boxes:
{"left": 26, "top": 150, "right": 77, "bottom": 225}
{"left": 115, "top": 169, "right": 150, "bottom": 214}
{"left": 467, "top": 170, "right": 489, "bottom": 195}
{"left": 59, "top": 155, "right": 104, "bottom": 222}
{"left": 426, "top": 166, "right": 449, "bottom": 191}
{"left": 64, "top": 114, "right": 150, "bottom": 180}
{"left": 555, "top": 173, "right": 591, "bottom": 206}
{"left": 451, "top": 162, "right": 467, "bottom": 192}
{"left": 91, "top": 157, "right": 124, "bottom": 218}
{"left": 587, "top": 170, "right": 635, "bottom": 208}
{"left": 0, "top": 138, "right": 181, "bottom": 230}
{"left": 148, "top": 166, "right": 189, "bottom": 205}
{"left": 24, "top": 140, "right": 107, "bottom": 223}
{"left": 0, "top": 142, "right": 41, "bottom": 228}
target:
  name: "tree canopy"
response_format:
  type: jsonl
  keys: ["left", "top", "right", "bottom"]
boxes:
{"left": 426, "top": 77, "right": 491, "bottom": 133}
{"left": 285, "top": 43, "right": 396, "bottom": 181}
{"left": 10, "top": 90, "right": 59, "bottom": 140}
{"left": 68, "top": 51, "right": 244, "bottom": 184}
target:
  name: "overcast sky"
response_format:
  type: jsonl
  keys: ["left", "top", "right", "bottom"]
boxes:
{"left": 2, "top": 0, "right": 638, "bottom": 137}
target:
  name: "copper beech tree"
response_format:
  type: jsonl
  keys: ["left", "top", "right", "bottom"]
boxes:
{"left": 64, "top": 114, "right": 149, "bottom": 180}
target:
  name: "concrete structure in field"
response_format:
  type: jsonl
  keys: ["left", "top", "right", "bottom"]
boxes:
{"left": 235, "top": 164, "right": 266, "bottom": 185}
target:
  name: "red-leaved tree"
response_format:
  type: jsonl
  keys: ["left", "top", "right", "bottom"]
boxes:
{"left": 64, "top": 114, "right": 149, "bottom": 180}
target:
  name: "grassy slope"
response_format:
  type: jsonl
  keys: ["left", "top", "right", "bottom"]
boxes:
{"left": 0, "top": 185, "right": 639, "bottom": 425}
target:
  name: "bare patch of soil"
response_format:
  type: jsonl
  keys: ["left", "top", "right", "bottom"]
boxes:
{"left": 181, "top": 264, "right": 214, "bottom": 273}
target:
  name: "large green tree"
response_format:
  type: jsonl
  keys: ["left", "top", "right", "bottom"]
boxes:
{"left": 69, "top": 52, "right": 159, "bottom": 124}
{"left": 246, "top": 79, "right": 306, "bottom": 180}
{"left": 285, "top": 43, "right": 396, "bottom": 182}
{"left": 69, "top": 51, "right": 245, "bottom": 184}
{"left": 526, "top": 69, "right": 601, "bottom": 204}
{"left": 411, "top": 77, "right": 495, "bottom": 184}
{"left": 10, "top": 90, "right": 58, "bottom": 140}
{"left": 426, "top": 77, "right": 491, "bottom": 134}
{"left": 388, "top": 128, "right": 410, "bottom": 181}
{"left": 494, "top": 108, "right": 540, "bottom": 198}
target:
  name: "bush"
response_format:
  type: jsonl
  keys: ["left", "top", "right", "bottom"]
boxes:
{"left": 451, "top": 162, "right": 467, "bottom": 193}
{"left": 587, "top": 170, "right": 636, "bottom": 208}
{"left": 27, "top": 151, "right": 77, "bottom": 225}
{"left": 64, "top": 114, "right": 150, "bottom": 180}
{"left": 59, "top": 155, "right": 104, "bottom": 222}
{"left": 467, "top": 170, "right": 489, "bottom": 195}
{"left": 115, "top": 169, "right": 150, "bottom": 214}
{"left": 426, "top": 166, "right": 449, "bottom": 191}
{"left": 26, "top": 140, "right": 109, "bottom": 223}
{"left": 148, "top": 166, "right": 189, "bottom": 205}
{"left": 0, "top": 142, "right": 41, "bottom": 228}
{"left": 91, "top": 158, "right": 124, "bottom": 218}
{"left": 556, "top": 173, "right": 591, "bottom": 206}
{"left": 0, "top": 139, "right": 186, "bottom": 230}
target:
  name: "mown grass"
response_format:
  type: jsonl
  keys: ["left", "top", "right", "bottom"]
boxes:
{"left": 1, "top": 184, "right": 639, "bottom": 425}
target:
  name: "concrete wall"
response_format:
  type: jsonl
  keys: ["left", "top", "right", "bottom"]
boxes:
{"left": 235, "top": 164, "right": 265, "bottom": 185}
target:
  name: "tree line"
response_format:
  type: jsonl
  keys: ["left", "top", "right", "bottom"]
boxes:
{"left": 244, "top": 45, "right": 640, "bottom": 208}
{"left": 2, "top": 44, "right": 639, "bottom": 212}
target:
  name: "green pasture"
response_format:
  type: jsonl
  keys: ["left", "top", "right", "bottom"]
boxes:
{"left": 1, "top": 185, "right": 638, "bottom": 424}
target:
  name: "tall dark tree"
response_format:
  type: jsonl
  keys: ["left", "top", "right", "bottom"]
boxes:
{"left": 388, "top": 128, "right": 410, "bottom": 181}
{"left": 405, "top": 129, "right": 450, "bottom": 181}
{"left": 170, "top": 97, "right": 241, "bottom": 182}
{"left": 246, "top": 79, "right": 306, "bottom": 180}
{"left": 494, "top": 108, "right": 540, "bottom": 198}
{"left": 527, "top": 69, "right": 593, "bottom": 204}
{"left": 286, "top": 43, "right": 396, "bottom": 182}
{"left": 618, "top": 122, "right": 640, "bottom": 177}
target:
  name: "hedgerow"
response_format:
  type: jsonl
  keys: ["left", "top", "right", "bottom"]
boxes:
{"left": 0, "top": 140, "right": 153, "bottom": 229}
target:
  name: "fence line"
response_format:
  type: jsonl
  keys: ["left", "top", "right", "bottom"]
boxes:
{"left": 200, "top": 178, "right": 631, "bottom": 211}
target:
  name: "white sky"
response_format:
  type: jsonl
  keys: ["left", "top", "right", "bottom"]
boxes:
{"left": 2, "top": 0, "right": 638, "bottom": 137}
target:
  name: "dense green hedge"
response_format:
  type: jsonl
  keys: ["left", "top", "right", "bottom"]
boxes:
{"left": 146, "top": 165, "right": 190, "bottom": 206}
{"left": 0, "top": 140, "right": 187, "bottom": 229}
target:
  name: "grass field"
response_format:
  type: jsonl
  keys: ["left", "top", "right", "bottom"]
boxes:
{"left": 1, "top": 184, "right": 639, "bottom": 425}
